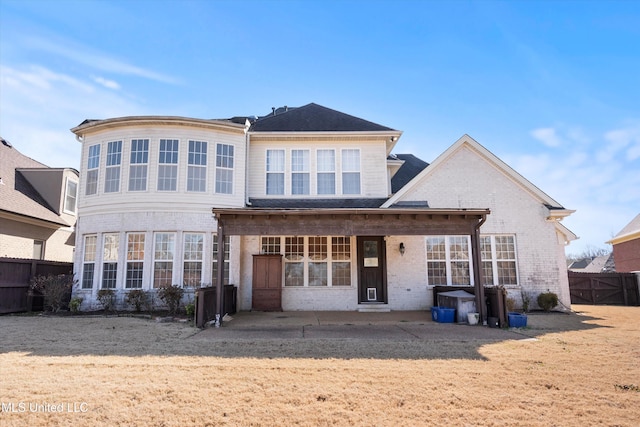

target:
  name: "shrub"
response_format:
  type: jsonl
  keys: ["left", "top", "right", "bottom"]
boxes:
{"left": 126, "top": 289, "right": 148, "bottom": 312}
{"left": 537, "top": 292, "right": 559, "bottom": 312}
{"left": 521, "top": 291, "right": 532, "bottom": 313}
{"left": 97, "top": 289, "right": 116, "bottom": 312}
{"left": 29, "top": 274, "right": 75, "bottom": 312}
{"left": 506, "top": 297, "right": 516, "bottom": 312}
{"left": 185, "top": 302, "right": 195, "bottom": 317}
{"left": 69, "top": 297, "right": 83, "bottom": 313}
{"left": 157, "top": 285, "right": 184, "bottom": 314}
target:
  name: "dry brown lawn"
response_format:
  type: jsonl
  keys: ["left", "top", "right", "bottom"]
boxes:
{"left": 1, "top": 305, "right": 639, "bottom": 426}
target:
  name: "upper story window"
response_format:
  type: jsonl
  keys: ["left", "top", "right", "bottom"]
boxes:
{"left": 317, "top": 149, "right": 335, "bottom": 195}
{"left": 215, "top": 143, "right": 234, "bottom": 194}
{"left": 158, "top": 139, "right": 179, "bottom": 191}
{"left": 128, "top": 139, "right": 149, "bottom": 191}
{"left": 266, "top": 149, "right": 285, "bottom": 195}
{"left": 341, "top": 149, "right": 361, "bottom": 195}
{"left": 86, "top": 144, "right": 100, "bottom": 195}
{"left": 104, "top": 140, "right": 122, "bottom": 193}
{"left": 64, "top": 178, "right": 78, "bottom": 214}
{"left": 187, "top": 140, "right": 207, "bottom": 192}
{"left": 291, "top": 149, "right": 310, "bottom": 195}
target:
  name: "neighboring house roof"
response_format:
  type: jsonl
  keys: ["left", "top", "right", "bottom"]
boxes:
{"left": 607, "top": 213, "right": 640, "bottom": 245}
{"left": 0, "top": 137, "right": 71, "bottom": 227}
{"left": 250, "top": 103, "right": 396, "bottom": 132}
{"left": 249, "top": 198, "right": 389, "bottom": 209}
{"left": 390, "top": 154, "right": 429, "bottom": 194}
{"left": 569, "top": 254, "right": 616, "bottom": 273}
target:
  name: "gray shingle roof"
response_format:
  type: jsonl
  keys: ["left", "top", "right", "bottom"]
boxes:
{"left": 250, "top": 103, "right": 395, "bottom": 132}
{"left": 390, "top": 154, "right": 429, "bottom": 194}
{"left": 0, "top": 138, "right": 70, "bottom": 226}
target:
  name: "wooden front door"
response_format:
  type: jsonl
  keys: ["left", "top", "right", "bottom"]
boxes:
{"left": 252, "top": 254, "right": 283, "bottom": 311}
{"left": 357, "top": 236, "right": 387, "bottom": 304}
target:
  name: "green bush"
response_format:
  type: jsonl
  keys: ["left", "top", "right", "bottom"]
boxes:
{"left": 537, "top": 292, "right": 559, "bottom": 312}
{"left": 157, "top": 285, "right": 184, "bottom": 314}
{"left": 125, "top": 289, "right": 148, "bottom": 312}
{"left": 29, "top": 274, "right": 75, "bottom": 312}
{"left": 97, "top": 289, "right": 116, "bottom": 312}
{"left": 69, "top": 297, "right": 83, "bottom": 313}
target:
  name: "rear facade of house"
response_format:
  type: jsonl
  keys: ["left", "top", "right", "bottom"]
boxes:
{"left": 70, "top": 104, "right": 576, "bottom": 312}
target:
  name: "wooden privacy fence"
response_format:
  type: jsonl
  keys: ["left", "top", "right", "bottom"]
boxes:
{"left": 0, "top": 258, "right": 73, "bottom": 314}
{"left": 568, "top": 271, "right": 640, "bottom": 306}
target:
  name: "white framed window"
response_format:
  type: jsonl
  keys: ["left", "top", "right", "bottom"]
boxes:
{"left": 153, "top": 232, "right": 175, "bottom": 288}
{"left": 481, "top": 235, "right": 518, "bottom": 286}
{"left": 212, "top": 234, "right": 230, "bottom": 286}
{"left": 158, "top": 139, "right": 179, "bottom": 191}
{"left": 261, "top": 236, "right": 352, "bottom": 287}
{"left": 215, "top": 143, "right": 234, "bottom": 194}
{"left": 426, "top": 236, "right": 473, "bottom": 286}
{"left": 187, "top": 140, "right": 207, "bottom": 192}
{"left": 86, "top": 144, "right": 100, "bottom": 195}
{"left": 102, "top": 233, "right": 119, "bottom": 289}
{"left": 126, "top": 233, "right": 145, "bottom": 289}
{"left": 128, "top": 139, "right": 149, "bottom": 191}
{"left": 317, "top": 149, "right": 335, "bottom": 195}
{"left": 183, "top": 233, "right": 204, "bottom": 287}
{"left": 63, "top": 177, "right": 78, "bottom": 214}
{"left": 341, "top": 149, "right": 361, "bottom": 195}
{"left": 104, "top": 140, "right": 122, "bottom": 193}
{"left": 82, "top": 235, "right": 97, "bottom": 289}
{"left": 291, "top": 149, "right": 310, "bottom": 195}
{"left": 266, "top": 149, "right": 285, "bottom": 195}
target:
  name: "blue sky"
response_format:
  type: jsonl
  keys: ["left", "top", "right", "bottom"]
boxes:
{"left": 1, "top": 0, "right": 639, "bottom": 256}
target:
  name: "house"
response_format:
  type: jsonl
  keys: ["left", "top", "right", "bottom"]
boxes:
{"left": 70, "top": 104, "right": 576, "bottom": 317}
{"left": 568, "top": 254, "right": 615, "bottom": 273}
{"left": 0, "top": 137, "right": 78, "bottom": 262}
{"left": 607, "top": 213, "right": 640, "bottom": 272}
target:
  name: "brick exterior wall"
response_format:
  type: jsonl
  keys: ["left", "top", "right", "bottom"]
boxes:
{"left": 613, "top": 239, "right": 640, "bottom": 272}
{"left": 390, "top": 144, "right": 572, "bottom": 309}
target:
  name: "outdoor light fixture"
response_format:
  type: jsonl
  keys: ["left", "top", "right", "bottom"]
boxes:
{"left": 399, "top": 242, "right": 405, "bottom": 256}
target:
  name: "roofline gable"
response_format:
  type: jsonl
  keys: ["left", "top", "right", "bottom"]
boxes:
{"left": 383, "top": 134, "right": 569, "bottom": 212}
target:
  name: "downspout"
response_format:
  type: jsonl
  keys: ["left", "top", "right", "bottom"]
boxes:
{"left": 244, "top": 121, "right": 252, "bottom": 206}
{"left": 471, "top": 213, "right": 488, "bottom": 324}
{"left": 215, "top": 214, "right": 226, "bottom": 327}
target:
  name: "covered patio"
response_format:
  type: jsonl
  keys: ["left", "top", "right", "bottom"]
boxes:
{"left": 211, "top": 207, "right": 490, "bottom": 326}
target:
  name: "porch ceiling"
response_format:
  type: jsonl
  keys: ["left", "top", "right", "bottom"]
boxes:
{"left": 212, "top": 207, "right": 490, "bottom": 236}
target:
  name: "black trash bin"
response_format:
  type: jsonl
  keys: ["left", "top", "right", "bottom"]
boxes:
{"left": 224, "top": 285, "right": 237, "bottom": 315}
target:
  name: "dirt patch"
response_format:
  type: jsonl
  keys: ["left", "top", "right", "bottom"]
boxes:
{"left": 1, "top": 305, "right": 638, "bottom": 426}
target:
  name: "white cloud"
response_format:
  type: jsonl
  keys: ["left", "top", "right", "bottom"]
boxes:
{"left": 531, "top": 127, "right": 563, "bottom": 147}
{"left": 92, "top": 76, "right": 121, "bottom": 90}
{"left": 0, "top": 64, "right": 146, "bottom": 169}
{"left": 23, "top": 35, "right": 181, "bottom": 85}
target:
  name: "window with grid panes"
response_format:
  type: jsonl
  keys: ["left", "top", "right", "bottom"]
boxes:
{"left": 102, "top": 233, "right": 119, "bottom": 289}
{"left": 183, "top": 233, "right": 204, "bottom": 286}
{"left": 266, "top": 149, "right": 285, "bottom": 195}
{"left": 128, "top": 139, "right": 148, "bottom": 191}
{"left": 215, "top": 143, "right": 234, "bottom": 194}
{"left": 187, "top": 141, "right": 207, "bottom": 192}
{"left": 82, "top": 235, "right": 97, "bottom": 289}
{"left": 284, "top": 236, "right": 304, "bottom": 286}
{"left": 86, "top": 144, "right": 100, "bottom": 195}
{"left": 331, "top": 236, "right": 351, "bottom": 286}
{"left": 212, "top": 234, "right": 230, "bottom": 285}
{"left": 291, "top": 149, "right": 310, "bottom": 195}
{"left": 158, "top": 139, "right": 179, "bottom": 191}
{"left": 480, "top": 235, "right": 518, "bottom": 286}
{"left": 317, "top": 149, "right": 335, "bottom": 195}
{"left": 426, "top": 236, "right": 472, "bottom": 286}
{"left": 104, "top": 141, "right": 122, "bottom": 193}
{"left": 126, "top": 233, "right": 145, "bottom": 288}
{"left": 153, "top": 233, "right": 175, "bottom": 288}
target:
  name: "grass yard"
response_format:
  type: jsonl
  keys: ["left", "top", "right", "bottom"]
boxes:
{"left": 0, "top": 305, "right": 639, "bottom": 426}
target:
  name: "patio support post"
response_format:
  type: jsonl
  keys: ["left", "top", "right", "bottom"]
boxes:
{"left": 215, "top": 218, "right": 226, "bottom": 327}
{"left": 471, "top": 215, "right": 487, "bottom": 324}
